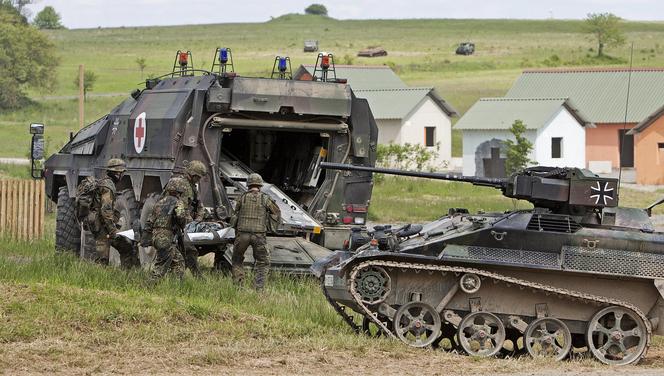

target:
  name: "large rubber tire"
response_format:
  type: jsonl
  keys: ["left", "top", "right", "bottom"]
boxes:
{"left": 138, "top": 193, "right": 159, "bottom": 267}
{"left": 110, "top": 189, "right": 141, "bottom": 267}
{"left": 55, "top": 186, "right": 81, "bottom": 255}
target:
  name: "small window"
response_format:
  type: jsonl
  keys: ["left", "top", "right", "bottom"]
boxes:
{"left": 658, "top": 143, "right": 664, "bottom": 164}
{"left": 425, "top": 127, "right": 436, "bottom": 147}
{"left": 551, "top": 137, "right": 563, "bottom": 158}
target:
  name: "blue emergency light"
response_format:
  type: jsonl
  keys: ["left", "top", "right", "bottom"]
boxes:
{"left": 278, "top": 57, "right": 288, "bottom": 72}
{"left": 220, "top": 48, "right": 228, "bottom": 64}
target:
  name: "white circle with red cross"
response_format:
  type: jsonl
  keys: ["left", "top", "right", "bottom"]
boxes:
{"left": 133, "top": 111, "right": 147, "bottom": 154}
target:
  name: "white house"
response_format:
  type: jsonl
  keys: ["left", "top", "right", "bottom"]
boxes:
{"left": 354, "top": 87, "right": 457, "bottom": 167}
{"left": 294, "top": 65, "right": 458, "bottom": 168}
{"left": 455, "top": 98, "right": 592, "bottom": 177}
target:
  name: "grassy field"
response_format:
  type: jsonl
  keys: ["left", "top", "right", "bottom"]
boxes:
{"left": 0, "top": 96, "right": 127, "bottom": 158}
{"left": 3, "top": 16, "right": 664, "bottom": 158}
{"left": 1, "top": 239, "right": 663, "bottom": 374}
{"left": 1, "top": 167, "right": 664, "bottom": 373}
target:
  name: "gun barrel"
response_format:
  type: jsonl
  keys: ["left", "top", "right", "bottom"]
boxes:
{"left": 320, "top": 162, "right": 506, "bottom": 188}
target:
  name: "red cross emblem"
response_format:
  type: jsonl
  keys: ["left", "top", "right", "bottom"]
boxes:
{"left": 133, "top": 112, "right": 147, "bottom": 153}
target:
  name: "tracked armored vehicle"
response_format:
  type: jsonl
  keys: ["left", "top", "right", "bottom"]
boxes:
{"left": 316, "top": 163, "right": 664, "bottom": 365}
{"left": 37, "top": 50, "right": 378, "bottom": 273}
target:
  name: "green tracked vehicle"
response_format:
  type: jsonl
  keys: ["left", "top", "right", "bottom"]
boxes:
{"left": 316, "top": 162, "right": 664, "bottom": 365}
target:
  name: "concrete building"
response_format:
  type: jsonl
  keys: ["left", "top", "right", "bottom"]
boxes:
{"left": 628, "top": 104, "right": 664, "bottom": 185}
{"left": 506, "top": 68, "right": 664, "bottom": 173}
{"left": 455, "top": 98, "right": 592, "bottom": 177}
{"left": 294, "top": 65, "right": 458, "bottom": 168}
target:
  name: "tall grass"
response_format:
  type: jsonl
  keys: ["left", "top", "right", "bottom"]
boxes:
{"left": 0, "top": 237, "right": 352, "bottom": 345}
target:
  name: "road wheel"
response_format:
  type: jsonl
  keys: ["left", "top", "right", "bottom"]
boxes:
{"left": 55, "top": 186, "right": 81, "bottom": 255}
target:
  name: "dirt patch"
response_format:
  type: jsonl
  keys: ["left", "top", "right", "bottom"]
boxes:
{"left": 1, "top": 336, "right": 663, "bottom": 375}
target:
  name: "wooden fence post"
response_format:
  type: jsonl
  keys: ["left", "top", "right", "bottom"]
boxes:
{"left": 0, "top": 180, "right": 6, "bottom": 236}
{"left": 0, "top": 179, "right": 47, "bottom": 240}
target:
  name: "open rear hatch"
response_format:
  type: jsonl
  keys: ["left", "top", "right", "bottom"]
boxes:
{"left": 217, "top": 149, "right": 331, "bottom": 273}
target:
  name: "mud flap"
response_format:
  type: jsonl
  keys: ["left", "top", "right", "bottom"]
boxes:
{"left": 223, "top": 236, "right": 332, "bottom": 275}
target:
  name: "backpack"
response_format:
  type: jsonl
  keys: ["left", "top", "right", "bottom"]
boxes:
{"left": 75, "top": 176, "right": 99, "bottom": 224}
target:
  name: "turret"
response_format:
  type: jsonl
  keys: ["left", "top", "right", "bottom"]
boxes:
{"left": 320, "top": 163, "right": 619, "bottom": 215}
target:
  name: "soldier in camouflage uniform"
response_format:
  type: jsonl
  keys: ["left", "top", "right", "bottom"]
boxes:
{"left": 231, "top": 173, "right": 281, "bottom": 290}
{"left": 147, "top": 180, "right": 188, "bottom": 281}
{"left": 165, "top": 160, "right": 207, "bottom": 276}
{"left": 90, "top": 158, "right": 127, "bottom": 265}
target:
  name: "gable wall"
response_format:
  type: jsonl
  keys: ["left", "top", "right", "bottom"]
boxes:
{"left": 535, "top": 107, "right": 586, "bottom": 168}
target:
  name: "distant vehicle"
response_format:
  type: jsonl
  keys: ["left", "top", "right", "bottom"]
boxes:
{"left": 304, "top": 40, "right": 319, "bottom": 52}
{"left": 357, "top": 47, "right": 388, "bottom": 57}
{"left": 456, "top": 42, "right": 475, "bottom": 55}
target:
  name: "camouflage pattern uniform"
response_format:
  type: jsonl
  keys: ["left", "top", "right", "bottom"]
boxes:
{"left": 90, "top": 159, "right": 125, "bottom": 265}
{"left": 166, "top": 160, "right": 207, "bottom": 275}
{"left": 231, "top": 173, "right": 281, "bottom": 290}
{"left": 148, "top": 183, "right": 188, "bottom": 281}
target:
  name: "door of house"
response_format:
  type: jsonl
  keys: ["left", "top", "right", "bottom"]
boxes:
{"left": 483, "top": 147, "right": 506, "bottom": 178}
{"left": 618, "top": 129, "right": 634, "bottom": 168}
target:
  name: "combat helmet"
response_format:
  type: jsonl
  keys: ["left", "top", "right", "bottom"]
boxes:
{"left": 186, "top": 160, "right": 207, "bottom": 178}
{"left": 247, "top": 173, "right": 264, "bottom": 187}
{"left": 106, "top": 158, "right": 127, "bottom": 173}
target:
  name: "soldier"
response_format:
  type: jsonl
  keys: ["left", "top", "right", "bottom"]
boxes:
{"left": 231, "top": 173, "right": 281, "bottom": 290}
{"left": 147, "top": 180, "right": 188, "bottom": 282}
{"left": 88, "top": 158, "right": 131, "bottom": 265}
{"left": 165, "top": 160, "right": 207, "bottom": 276}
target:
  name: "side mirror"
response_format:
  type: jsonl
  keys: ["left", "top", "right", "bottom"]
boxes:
{"left": 30, "top": 123, "right": 45, "bottom": 179}
{"left": 30, "top": 123, "right": 44, "bottom": 135}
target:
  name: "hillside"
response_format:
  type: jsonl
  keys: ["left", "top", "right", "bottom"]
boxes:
{"left": 3, "top": 16, "right": 664, "bottom": 157}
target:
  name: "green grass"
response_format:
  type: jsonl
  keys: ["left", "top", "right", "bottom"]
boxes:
{"left": 0, "top": 163, "right": 32, "bottom": 179}
{"left": 369, "top": 177, "right": 532, "bottom": 222}
{"left": 0, "top": 96, "right": 125, "bottom": 158}
{"left": 369, "top": 177, "right": 664, "bottom": 222}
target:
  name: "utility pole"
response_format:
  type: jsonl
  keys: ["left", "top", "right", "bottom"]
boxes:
{"left": 78, "top": 64, "right": 84, "bottom": 129}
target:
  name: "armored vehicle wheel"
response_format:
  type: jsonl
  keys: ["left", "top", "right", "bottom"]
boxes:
{"left": 525, "top": 317, "right": 572, "bottom": 361}
{"left": 55, "top": 186, "right": 81, "bottom": 255}
{"left": 138, "top": 193, "right": 159, "bottom": 267}
{"left": 111, "top": 189, "right": 141, "bottom": 267}
{"left": 586, "top": 306, "right": 648, "bottom": 365}
{"left": 393, "top": 302, "right": 441, "bottom": 348}
{"left": 458, "top": 312, "right": 506, "bottom": 357}
{"left": 355, "top": 266, "right": 391, "bottom": 304}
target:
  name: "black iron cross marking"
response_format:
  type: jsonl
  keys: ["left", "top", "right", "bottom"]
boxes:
{"left": 590, "top": 181, "right": 614, "bottom": 205}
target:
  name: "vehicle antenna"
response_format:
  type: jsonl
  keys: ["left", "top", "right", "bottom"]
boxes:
{"left": 618, "top": 42, "right": 634, "bottom": 196}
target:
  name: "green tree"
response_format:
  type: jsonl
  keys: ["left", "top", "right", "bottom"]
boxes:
{"left": 584, "top": 12, "right": 625, "bottom": 57}
{"left": 304, "top": 4, "right": 327, "bottom": 16}
{"left": 0, "top": 4, "right": 59, "bottom": 108}
{"left": 1, "top": 0, "right": 33, "bottom": 18}
{"left": 135, "top": 57, "right": 147, "bottom": 78}
{"left": 33, "top": 6, "right": 64, "bottom": 29}
{"left": 73, "top": 70, "right": 98, "bottom": 101}
{"left": 504, "top": 120, "right": 533, "bottom": 175}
